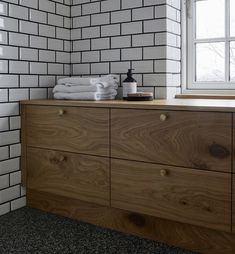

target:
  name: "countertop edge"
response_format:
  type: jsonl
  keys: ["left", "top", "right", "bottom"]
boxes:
{"left": 20, "top": 99, "right": 235, "bottom": 112}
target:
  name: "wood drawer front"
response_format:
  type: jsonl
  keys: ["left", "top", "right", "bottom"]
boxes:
{"left": 111, "top": 159, "right": 231, "bottom": 232}
{"left": 111, "top": 109, "right": 232, "bottom": 172}
{"left": 26, "top": 105, "right": 109, "bottom": 157}
{"left": 27, "top": 147, "right": 110, "bottom": 206}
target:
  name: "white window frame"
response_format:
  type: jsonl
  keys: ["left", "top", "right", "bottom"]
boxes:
{"left": 182, "top": 0, "right": 235, "bottom": 94}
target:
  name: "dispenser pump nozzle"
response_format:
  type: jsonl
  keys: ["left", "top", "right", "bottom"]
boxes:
{"left": 127, "top": 69, "right": 134, "bottom": 77}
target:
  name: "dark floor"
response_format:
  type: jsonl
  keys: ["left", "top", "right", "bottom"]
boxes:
{"left": 0, "top": 207, "right": 198, "bottom": 254}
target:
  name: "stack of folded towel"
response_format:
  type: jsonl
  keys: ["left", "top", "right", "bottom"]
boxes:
{"left": 53, "top": 75, "right": 118, "bottom": 101}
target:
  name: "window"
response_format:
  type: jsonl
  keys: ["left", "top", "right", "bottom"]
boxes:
{"left": 185, "top": 0, "right": 235, "bottom": 91}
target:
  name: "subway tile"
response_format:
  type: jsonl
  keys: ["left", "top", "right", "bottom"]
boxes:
{"left": 20, "top": 48, "right": 38, "bottom": 61}
{"left": 9, "top": 61, "right": 29, "bottom": 74}
{"left": 39, "top": 0, "right": 56, "bottom": 13}
{"left": 122, "top": 0, "right": 142, "bottom": 9}
{"left": 11, "top": 196, "right": 26, "bottom": 210}
{"left": 39, "top": 76, "right": 56, "bottom": 87}
{"left": 121, "top": 22, "right": 142, "bottom": 35}
{"left": 10, "top": 171, "right": 21, "bottom": 186}
{"left": 20, "top": 21, "right": 38, "bottom": 35}
{"left": 0, "top": 131, "right": 19, "bottom": 147}
{"left": 0, "top": 186, "right": 20, "bottom": 203}
{"left": 0, "top": 203, "right": 10, "bottom": 216}
{"left": 10, "top": 144, "right": 21, "bottom": 158}
{"left": 39, "top": 24, "right": 56, "bottom": 38}
{"left": 0, "top": 147, "right": 9, "bottom": 161}
{"left": 91, "top": 63, "right": 109, "bottom": 75}
{"left": 101, "top": 24, "right": 120, "bottom": 37}
{"left": 82, "top": 2, "right": 100, "bottom": 15}
{"left": 121, "top": 48, "right": 142, "bottom": 61}
{"left": 0, "top": 60, "right": 8, "bottom": 73}
{"left": 132, "top": 34, "right": 154, "bottom": 47}
{"left": 101, "top": 0, "right": 120, "bottom": 12}
{"left": 30, "top": 62, "right": 47, "bottom": 74}
{"left": 0, "top": 118, "right": 9, "bottom": 132}
{"left": 0, "top": 16, "right": 18, "bottom": 32}
{"left": 111, "top": 36, "right": 131, "bottom": 48}
{"left": 48, "top": 63, "right": 64, "bottom": 75}
{"left": 91, "top": 13, "right": 110, "bottom": 26}
{"left": 111, "top": 10, "right": 131, "bottom": 24}
{"left": 48, "top": 38, "right": 64, "bottom": 51}
{"left": 20, "top": 0, "right": 38, "bottom": 9}
{"left": 39, "top": 50, "right": 56, "bottom": 63}
{"left": 91, "top": 38, "right": 110, "bottom": 50}
{"left": 0, "top": 75, "right": 18, "bottom": 88}
{"left": 10, "top": 116, "right": 21, "bottom": 130}
{"left": 9, "top": 4, "right": 28, "bottom": 20}
{"left": 30, "top": 88, "right": 48, "bottom": 99}
{"left": 9, "top": 33, "right": 28, "bottom": 47}
{"left": 0, "top": 45, "right": 18, "bottom": 60}
{"left": 132, "top": 7, "right": 154, "bottom": 21}
{"left": 30, "top": 9, "right": 47, "bottom": 24}
{"left": 0, "top": 31, "right": 8, "bottom": 44}
{"left": 9, "top": 88, "right": 29, "bottom": 101}
{"left": 0, "top": 2, "right": 8, "bottom": 16}
{"left": 82, "top": 26, "right": 100, "bottom": 39}
{"left": 82, "top": 51, "right": 100, "bottom": 63}
{"left": 48, "top": 13, "right": 64, "bottom": 27}
{"left": 101, "top": 49, "right": 120, "bottom": 62}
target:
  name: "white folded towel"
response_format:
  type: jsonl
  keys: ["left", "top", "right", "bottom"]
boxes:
{"left": 54, "top": 90, "right": 117, "bottom": 101}
{"left": 53, "top": 83, "right": 118, "bottom": 94}
{"left": 57, "top": 75, "right": 118, "bottom": 88}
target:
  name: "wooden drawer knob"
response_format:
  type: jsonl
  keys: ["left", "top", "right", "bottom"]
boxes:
{"left": 51, "top": 155, "right": 66, "bottom": 164}
{"left": 160, "top": 169, "right": 168, "bottom": 177}
{"left": 58, "top": 155, "right": 66, "bottom": 162}
{"left": 58, "top": 109, "right": 65, "bottom": 116}
{"left": 160, "top": 114, "right": 167, "bottom": 122}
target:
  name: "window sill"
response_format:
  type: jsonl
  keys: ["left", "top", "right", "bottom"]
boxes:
{"left": 175, "top": 94, "right": 235, "bottom": 100}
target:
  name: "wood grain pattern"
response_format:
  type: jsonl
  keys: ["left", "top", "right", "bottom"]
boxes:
{"left": 20, "top": 104, "right": 27, "bottom": 187}
{"left": 27, "top": 190, "right": 235, "bottom": 254}
{"left": 26, "top": 105, "right": 109, "bottom": 157}
{"left": 27, "top": 147, "right": 110, "bottom": 206}
{"left": 20, "top": 99, "right": 235, "bottom": 113}
{"left": 111, "top": 159, "right": 231, "bottom": 232}
{"left": 111, "top": 109, "right": 232, "bottom": 172}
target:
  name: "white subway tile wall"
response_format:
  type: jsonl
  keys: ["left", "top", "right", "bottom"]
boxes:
{"left": 71, "top": 0, "right": 181, "bottom": 98}
{"left": 0, "top": 0, "right": 71, "bottom": 216}
{"left": 0, "top": 0, "right": 181, "bottom": 216}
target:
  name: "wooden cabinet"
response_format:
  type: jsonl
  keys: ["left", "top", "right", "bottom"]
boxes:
{"left": 111, "top": 109, "right": 232, "bottom": 173}
{"left": 21, "top": 100, "right": 235, "bottom": 253}
{"left": 111, "top": 159, "right": 231, "bottom": 232}
{"left": 26, "top": 105, "right": 109, "bottom": 157}
{"left": 27, "top": 147, "right": 110, "bottom": 206}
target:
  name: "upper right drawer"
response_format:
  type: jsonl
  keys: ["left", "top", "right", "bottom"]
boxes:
{"left": 111, "top": 109, "right": 232, "bottom": 173}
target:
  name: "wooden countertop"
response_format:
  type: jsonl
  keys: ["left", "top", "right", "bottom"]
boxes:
{"left": 20, "top": 99, "right": 235, "bottom": 112}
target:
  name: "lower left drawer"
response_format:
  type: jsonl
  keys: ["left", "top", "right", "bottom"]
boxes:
{"left": 26, "top": 147, "right": 110, "bottom": 206}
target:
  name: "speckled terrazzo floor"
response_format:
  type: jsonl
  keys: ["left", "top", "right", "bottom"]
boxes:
{"left": 0, "top": 207, "right": 198, "bottom": 254}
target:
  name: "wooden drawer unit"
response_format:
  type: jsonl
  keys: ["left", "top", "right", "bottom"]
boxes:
{"left": 111, "top": 109, "right": 232, "bottom": 172}
{"left": 26, "top": 105, "right": 109, "bottom": 157}
{"left": 27, "top": 147, "right": 110, "bottom": 206}
{"left": 111, "top": 159, "right": 231, "bottom": 232}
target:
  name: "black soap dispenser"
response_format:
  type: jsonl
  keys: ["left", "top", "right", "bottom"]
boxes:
{"left": 122, "top": 69, "right": 137, "bottom": 100}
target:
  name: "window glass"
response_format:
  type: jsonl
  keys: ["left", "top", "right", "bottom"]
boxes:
{"left": 231, "top": 0, "right": 235, "bottom": 36}
{"left": 196, "top": 0, "right": 225, "bottom": 39}
{"left": 196, "top": 42, "right": 225, "bottom": 82}
{"left": 231, "top": 41, "right": 235, "bottom": 81}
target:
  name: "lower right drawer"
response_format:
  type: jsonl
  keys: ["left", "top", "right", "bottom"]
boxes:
{"left": 111, "top": 159, "right": 231, "bottom": 232}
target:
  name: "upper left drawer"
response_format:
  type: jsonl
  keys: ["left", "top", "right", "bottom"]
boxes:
{"left": 25, "top": 105, "right": 110, "bottom": 157}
